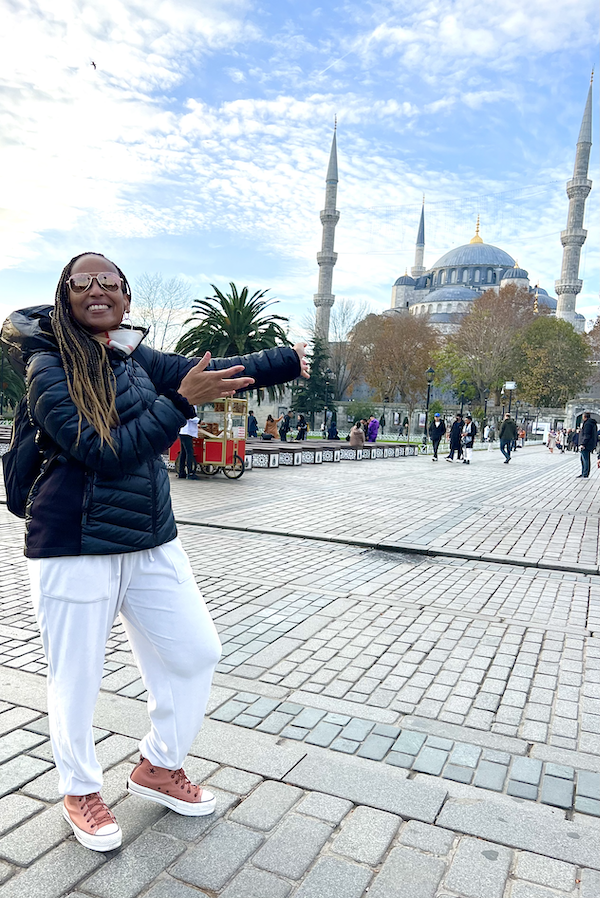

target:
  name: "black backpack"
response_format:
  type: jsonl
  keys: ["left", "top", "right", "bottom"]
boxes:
{"left": 2, "top": 395, "right": 56, "bottom": 518}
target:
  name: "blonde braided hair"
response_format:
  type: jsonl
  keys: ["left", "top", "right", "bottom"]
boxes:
{"left": 52, "top": 253, "right": 132, "bottom": 449}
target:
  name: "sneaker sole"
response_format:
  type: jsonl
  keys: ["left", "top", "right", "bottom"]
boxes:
{"left": 127, "top": 779, "right": 216, "bottom": 816}
{"left": 62, "top": 806, "right": 122, "bottom": 852}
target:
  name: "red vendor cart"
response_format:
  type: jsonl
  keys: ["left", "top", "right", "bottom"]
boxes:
{"left": 169, "top": 397, "right": 247, "bottom": 479}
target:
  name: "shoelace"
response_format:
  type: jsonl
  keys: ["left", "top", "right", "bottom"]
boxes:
{"left": 80, "top": 793, "right": 116, "bottom": 830}
{"left": 170, "top": 768, "right": 201, "bottom": 798}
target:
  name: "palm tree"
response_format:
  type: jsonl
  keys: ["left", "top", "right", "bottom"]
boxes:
{"left": 175, "top": 283, "right": 290, "bottom": 358}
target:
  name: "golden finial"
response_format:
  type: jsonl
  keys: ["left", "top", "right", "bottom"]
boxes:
{"left": 404, "top": 267, "right": 408, "bottom": 276}
{"left": 515, "top": 260, "right": 520, "bottom": 268}
{"left": 334, "top": 114, "right": 337, "bottom": 131}
{"left": 591, "top": 69, "right": 594, "bottom": 85}
{"left": 470, "top": 214, "right": 483, "bottom": 244}
{"left": 422, "top": 194, "right": 425, "bottom": 205}
{"left": 533, "top": 284, "right": 539, "bottom": 314}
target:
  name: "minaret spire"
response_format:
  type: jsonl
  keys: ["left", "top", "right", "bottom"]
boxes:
{"left": 411, "top": 197, "right": 426, "bottom": 277}
{"left": 313, "top": 124, "right": 340, "bottom": 342}
{"left": 555, "top": 79, "right": 593, "bottom": 332}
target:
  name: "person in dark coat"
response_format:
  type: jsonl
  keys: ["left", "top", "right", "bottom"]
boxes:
{"left": 278, "top": 409, "right": 294, "bottom": 441}
{"left": 446, "top": 414, "right": 463, "bottom": 462}
{"left": 428, "top": 413, "right": 446, "bottom": 461}
{"left": 296, "top": 414, "right": 308, "bottom": 440}
{"left": 578, "top": 412, "right": 598, "bottom": 478}
{"left": 499, "top": 414, "right": 518, "bottom": 464}
{"left": 4, "top": 252, "right": 309, "bottom": 854}
{"left": 247, "top": 410, "right": 258, "bottom": 438}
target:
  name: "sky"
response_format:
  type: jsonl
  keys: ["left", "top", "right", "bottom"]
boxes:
{"left": 0, "top": 0, "right": 598, "bottom": 341}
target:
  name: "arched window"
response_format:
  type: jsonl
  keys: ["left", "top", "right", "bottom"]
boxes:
{"left": 474, "top": 269, "right": 481, "bottom": 283}
{"left": 486, "top": 269, "right": 492, "bottom": 283}
{"left": 436, "top": 303, "right": 442, "bottom": 313}
{"left": 462, "top": 269, "right": 468, "bottom": 283}
{"left": 450, "top": 269, "right": 457, "bottom": 284}
{"left": 439, "top": 270, "right": 445, "bottom": 285}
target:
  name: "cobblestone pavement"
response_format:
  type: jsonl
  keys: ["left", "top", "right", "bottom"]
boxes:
{"left": 0, "top": 444, "right": 599, "bottom": 897}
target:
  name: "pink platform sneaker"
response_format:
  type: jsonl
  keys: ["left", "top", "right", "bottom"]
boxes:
{"left": 127, "top": 756, "right": 216, "bottom": 816}
{"left": 63, "top": 793, "right": 122, "bottom": 852}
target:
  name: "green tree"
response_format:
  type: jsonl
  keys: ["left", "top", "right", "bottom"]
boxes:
{"left": 435, "top": 284, "right": 543, "bottom": 402}
{"left": 513, "top": 318, "right": 590, "bottom": 407}
{"left": 291, "top": 336, "right": 331, "bottom": 428}
{"left": 175, "top": 283, "right": 290, "bottom": 358}
{"left": 346, "top": 400, "right": 376, "bottom": 424}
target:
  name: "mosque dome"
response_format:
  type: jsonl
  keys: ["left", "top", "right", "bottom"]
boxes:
{"left": 531, "top": 287, "right": 558, "bottom": 311}
{"left": 432, "top": 242, "right": 515, "bottom": 270}
{"left": 422, "top": 286, "right": 479, "bottom": 303}
{"left": 394, "top": 274, "right": 416, "bottom": 286}
{"left": 501, "top": 266, "right": 529, "bottom": 280}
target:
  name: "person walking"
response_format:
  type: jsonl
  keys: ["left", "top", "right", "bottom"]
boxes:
{"left": 547, "top": 429, "right": 557, "bottom": 453}
{"left": 461, "top": 415, "right": 477, "bottom": 464}
{"left": 177, "top": 415, "right": 199, "bottom": 479}
{"left": 247, "top": 409, "right": 258, "bottom": 438}
{"left": 367, "top": 415, "right": 380, "bottom": 442}
{"left": 428, "top": 413, "right": 446, "bottom": 461}
{"left": 349, "top": 421, "right": 365, "bottom": 448}
{"left": 446, "top": 414, "right": 463, "bottom": 462}
{"left": 499, "top": 413, "right": 518, "bottom": 464}
{"left": 578, "top": 412, "right": 598, "bottom": 479}
{"left": 296, "top": 414, "right": 308, "bottom": 440}
{"left": 2, "top": 251, "right": 309, "bottom": 852}
{"left": 278, "top": 409, "right": 294, "bottom": 441}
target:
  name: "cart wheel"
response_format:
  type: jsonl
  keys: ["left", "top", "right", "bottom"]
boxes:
{"left": 223, "top": 453, "right": 245, "bottom": 479}
{"left": 200, "top": 464, "right": 219, "bottom": 476}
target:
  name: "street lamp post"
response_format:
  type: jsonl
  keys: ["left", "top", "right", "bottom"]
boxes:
{"left": 459, "top": 380, "right": 467, "bottom": 415}
{"left": 504, "top": 381, "right": 516, "bottom": 415}
{"left": 423, "top": 367, "right": 435, "bottom": 450}
{"left": 481, "top": 389, "right": 489, "bottom": 442}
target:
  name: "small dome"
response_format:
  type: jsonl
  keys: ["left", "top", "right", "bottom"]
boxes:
{"left": 424, "top": 285, "right": 479, "bottom": 303}
{"left": 394, "top": 274, "right": 416, "bottom": 287}
{"left": 432, "top": 243, "right": 515, "bottom": 269}
{"left": 501, "top": 267, "right": 529, "bottom": 280}
{"left": 530, "top": 287, "right": 557, "bottom": 311}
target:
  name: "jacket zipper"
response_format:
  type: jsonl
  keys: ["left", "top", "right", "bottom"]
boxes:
{"left": 81, "top": 472, "right": 94, "bottom": 526}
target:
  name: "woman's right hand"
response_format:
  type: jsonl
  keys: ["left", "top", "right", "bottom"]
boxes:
{"left": 178, "top": 353, "right": 255, "bottom": 405}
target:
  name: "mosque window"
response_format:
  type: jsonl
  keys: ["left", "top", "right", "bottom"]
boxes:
{"left": 474, "top": 269, "right": 481, "bottom": 283}
{"left": 486, "top": 269, "right": 492, "bottom": 283}
{"left": 436, "top": 304, "right": 442, "bottom": 313}
{"left": 439, "top": 270, "right": 445, "bottom": 285}
{"left": 462, "top": 269, "right": 468, "bottom": 283}
{"left": 450, "top": 269, "right": 457, "bottom": 284}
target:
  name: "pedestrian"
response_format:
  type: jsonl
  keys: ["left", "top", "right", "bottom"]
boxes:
{"left": 327, "top": 421, "right": 339, "bottom": 440}
{"left": 177, "top": 415, "right": 199, "bottom": 479}
{"left": 247, "top": 409, "right": 258, "bottom": 438}
{"left": 367, "top": 415, "right": 380, "bottom": 442}
{"left": 578, "top": 412, "right": 598, "bottom": 479}
{"left": 278, "top": 409, "right": 294, "bottom": 441}
{"left": 461, "top": 415, "right": 477, "bottom": 464}
{"left": 499, "top": 413, "right": 517, "bottom": 464}
{"left": 263, "top": 413, "right": 283, "bottom": 439}
{"left": 296, "top": 414, "right": 308, "bottom": 440}
{"left": 349, "top": 420, "right": 365, "bottom": 448}
{"left": 566, "top": 429, "right": 575, "bottom": 451}
{"left": 483, "top": 423, "right": 490, "bottom": 442}
{"left": 428, "top": 413, "right": 446, "bottom": 461}
{"left": 3, "top": 251, "right": 308, "bottom": 852}
{"left": 446, "top": 414, "right": 463, "bottom": 462}
{"left": 547, "top": 429, "right": 557, "bottom": 453}
{"left": 361, "top": 418, "right": 369, "bottom": 439}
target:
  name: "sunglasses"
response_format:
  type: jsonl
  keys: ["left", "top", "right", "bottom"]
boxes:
{"left": 67, "top": 272, "right": 123, "bottom": 294}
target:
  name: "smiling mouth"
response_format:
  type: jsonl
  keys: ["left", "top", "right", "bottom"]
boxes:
{"left": 87, "top": 304, "right": 111, "bottom": 312}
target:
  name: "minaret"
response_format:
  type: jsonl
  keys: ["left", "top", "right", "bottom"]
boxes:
{"left": 555, "top": 76, "right": 593, "bottom": 333}
{"left": 411, "top": 197, "right": 426, "bottom": 278}
{"left": 313, "top": 124, "right": 339, "bottom": 342}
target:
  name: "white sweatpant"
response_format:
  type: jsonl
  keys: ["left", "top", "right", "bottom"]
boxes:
{"left": 28, "top": 538, "right": 221, "bottom": 796}
{"left": 464, "top": 446, "right": 473, "bottom": 462}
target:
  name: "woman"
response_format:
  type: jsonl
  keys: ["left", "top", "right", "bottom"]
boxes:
{"left": 461, "top": 414, "right": 476, "bottom": 464}
{"left": 2, "top": 252, "right": 308, "bottom": 852}
{"left": 296, "top": 414, "right": 308, "bottom": 440}
{"left": 349, "top": 421, "right": 365, "bottom": 448}
{"left": 547, "top": 429, "right": 557, "bottom": 453}
{"left": 263, "top": 413, "right": 283, "bottom": 439}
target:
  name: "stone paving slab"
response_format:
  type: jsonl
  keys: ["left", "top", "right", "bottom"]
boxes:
{"left": 0, "top": 449, "right": 599, "bottom": 895}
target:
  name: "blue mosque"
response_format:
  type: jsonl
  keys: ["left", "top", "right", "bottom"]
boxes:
{"left": 388, "top": 210, "right": 565, "bottom": 335}
{"left": 313, "top": 79, "right": 593, "bottom": 340}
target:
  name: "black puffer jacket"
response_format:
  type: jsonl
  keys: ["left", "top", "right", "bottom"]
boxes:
{"left": 2, "top": 306, "right": 301, "bottom": 558}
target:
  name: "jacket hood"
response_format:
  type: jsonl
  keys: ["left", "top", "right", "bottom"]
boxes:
{"left": 1, "top": 305, "right": 57, "bottom": 376}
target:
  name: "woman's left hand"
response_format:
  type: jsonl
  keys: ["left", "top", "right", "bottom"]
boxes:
{"left": 293, "top": 342, "right": 310, "bottom": 379}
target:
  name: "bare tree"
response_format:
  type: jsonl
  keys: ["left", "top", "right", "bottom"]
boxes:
{"left": 132, "top": 273, "right": 194, "bottom": 351}
{"left": 301, "top": 298, "right": 372, "bottom": 399}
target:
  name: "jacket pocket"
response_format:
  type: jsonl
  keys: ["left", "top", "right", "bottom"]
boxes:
{"left": 39, "top": 555, "right": 112, "bottom": 603}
